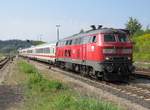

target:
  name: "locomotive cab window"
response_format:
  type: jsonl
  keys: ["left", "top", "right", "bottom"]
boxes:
{"left": 118, "top": 34, "right": 129, "bottom": 42}
{"left": 104, "top": 34, "right": 116, "bottom": 42}
{"left": 69, "top": 40, "right": 72, "bottom": 45}
{"left": 58, "top": 42, "right": 62, "bottom": 46}
{"left": 92, "top": 36, "right": 96, "bottom": 42}
{"left": 56, "top": 42, "right": 58, "bottom": 46}
{"left": 65, "top": 40, "right": 72, "bottom": 45}
{"left": 65, "top": 41, "right": 69, "bottom": 45}
{"left": 89, "top": 36, "right": 97, "bottom": 43}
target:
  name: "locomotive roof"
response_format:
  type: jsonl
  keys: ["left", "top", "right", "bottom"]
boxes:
{"left": 61, "top": 28, "right": 128, "bottom": 41}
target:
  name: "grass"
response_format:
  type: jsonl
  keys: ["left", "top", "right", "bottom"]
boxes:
{"left": 0, "top": 53, "right": 5, "bottom": 60}
{"left": 18, "top": 60, "right": 121, "bottom": 110}
{"left": 133, "top": 53, "right": 150, "bottom": 62}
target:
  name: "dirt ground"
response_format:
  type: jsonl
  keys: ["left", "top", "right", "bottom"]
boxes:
{"left": 28, "top": 60, "right": 149, "bottom": 110}
{"left": 0, "top": 59, "right": 23, "bottom": 110}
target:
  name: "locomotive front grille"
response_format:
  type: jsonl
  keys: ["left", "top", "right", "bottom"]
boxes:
{"left": 104, "top": 56, "right": 130, "bottom": 63}
{"left": 112, "top": 57, "right": 128, "bottom": 62}
{"left": 102, "top": 56, "right": 133, "bottom": 73}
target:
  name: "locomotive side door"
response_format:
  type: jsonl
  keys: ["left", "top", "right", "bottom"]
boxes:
{"left": 82, "top": 44, "right": 86, "bottom": 61}
{"left": 82, "top": 36, "right": 90, "bottom": 64}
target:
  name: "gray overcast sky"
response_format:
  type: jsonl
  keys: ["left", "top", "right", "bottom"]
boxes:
{"left": 0, "top": 0, "right": 150, "bottom": 42}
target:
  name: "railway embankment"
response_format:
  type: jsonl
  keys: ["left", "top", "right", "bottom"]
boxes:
{"left": 18, "top": 59, "right": 121, "bottom": 110}
{"left": 27, "top": 59, "right": 150, "bottom": 110}
{"left": 0, "top": 58, "right": 23, "bottom": 110}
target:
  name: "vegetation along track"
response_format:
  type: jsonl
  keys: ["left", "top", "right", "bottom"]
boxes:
{"left": 27, "top": 59, "right": 150, "bottom": 109}
{"left": 50, "top": 67, "right": 150, "bottom": 109}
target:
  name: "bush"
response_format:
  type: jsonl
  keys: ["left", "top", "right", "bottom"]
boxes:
{"left": 133, "top": 34, "right": 150, "bottom": 61}
{"left": 19, "top": 61, "right": 37, "bottom": 74}
{"left": 19, "top": 61, "right": 64, "bottom": 92}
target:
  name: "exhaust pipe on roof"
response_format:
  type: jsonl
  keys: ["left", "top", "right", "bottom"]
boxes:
{"left": 91, "top": 25, "right": 96, "bottom": 30}
{"left": 98, "top": 25, "right": 103, "bottom": 29}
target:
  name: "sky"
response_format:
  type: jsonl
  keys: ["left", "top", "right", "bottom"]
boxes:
{"left": 0, "top": 0, "right": 149, "bottom": 42}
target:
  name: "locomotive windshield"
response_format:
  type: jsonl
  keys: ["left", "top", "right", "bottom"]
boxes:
{"left": 118, "top": 34, "right": 129, "bottom": 42}
{"left": 104, "top": 34, "right": 116, "bottom": 42}
{"left": 104, "top": 34, "right": 129, "bottom": 42}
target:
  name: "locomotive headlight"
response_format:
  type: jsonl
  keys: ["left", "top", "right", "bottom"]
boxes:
{"left": 105, "top": 57, "right": 110, "bottom": 60}
{"left": 127, "top": 57, "right": 131, "bottom": 60}
{"left": 103, "top": 48, "right": 116, "bottom": 54}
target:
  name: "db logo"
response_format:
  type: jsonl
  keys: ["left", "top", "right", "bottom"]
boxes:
{"left": 91, "top": 46, "right": 95, "bottom": 51}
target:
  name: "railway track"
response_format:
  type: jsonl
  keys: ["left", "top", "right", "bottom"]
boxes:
{"left": 50, "top": 67, "right": 150, "bottom": 109}
{"left": 0, "top": 57, "right": 10, "bottom": 84}
{"left": 134, "top": 62, "right": 150, "bottom": 79}
{"left": 0, "top": 57, "right": 10, "bottom": 70}
{"left": 134, "top": 70, "right": 150, "bottom": 79}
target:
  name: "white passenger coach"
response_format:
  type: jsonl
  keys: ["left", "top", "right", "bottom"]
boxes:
{"left": 19, "top": 43, "right": 56, "bottom": 63}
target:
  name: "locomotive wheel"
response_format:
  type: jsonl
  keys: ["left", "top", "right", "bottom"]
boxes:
{"left": 80, "top": 66, "right": 88, "bottom": 77}
{"left": 88, "top": 67, "right": 97, "bottom": 79}
{"left": 96, "top": 71, "right": 104, "bottom": 80}
{"left": 74, "top": 65, "right": 80, "bottom": 73}
{"left": 60, "top": 62, "right": 65, "bottom": 69}
{"left": 103, "top": 71, "right": 110, "bottom": 81}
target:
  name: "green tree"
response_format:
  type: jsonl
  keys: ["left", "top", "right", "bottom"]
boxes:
{"left": 125, "top": 17, "right": 142, "bottom": 36}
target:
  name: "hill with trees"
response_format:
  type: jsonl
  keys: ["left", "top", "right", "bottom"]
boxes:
{"left": 0, "top": 40, "right": 45, "bottom": 54}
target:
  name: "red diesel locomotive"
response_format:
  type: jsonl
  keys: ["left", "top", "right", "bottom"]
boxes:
{"left": 56, "top": 26, "right": 134, "bottom": 81}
